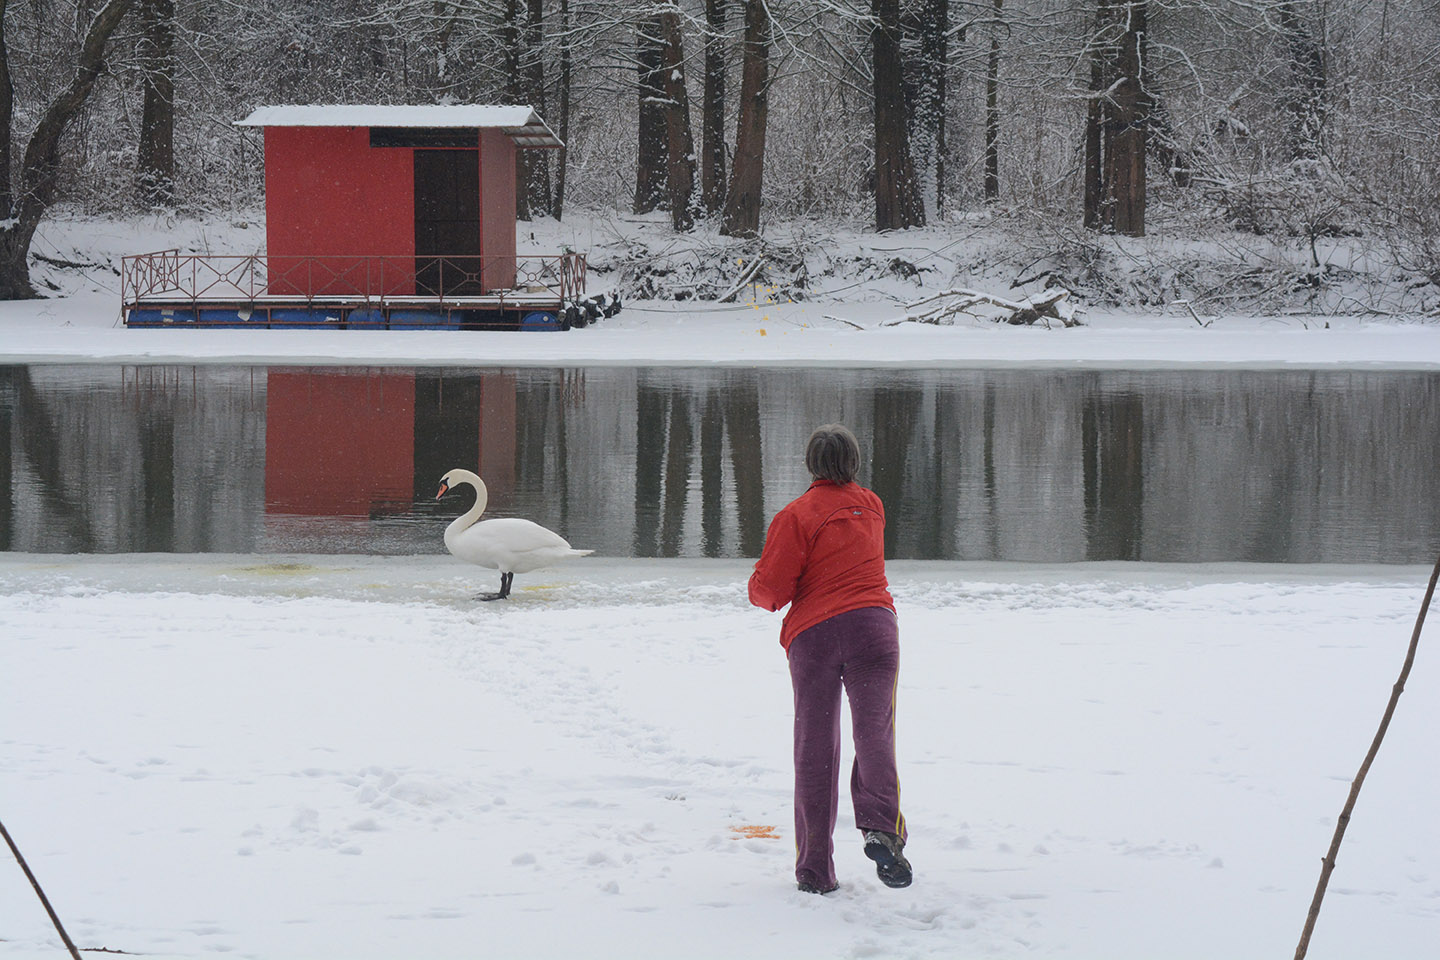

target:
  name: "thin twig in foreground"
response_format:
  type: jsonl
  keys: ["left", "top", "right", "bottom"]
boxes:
{"left": 1294, "top": 552, "right": 1440, "bottom": 960}
{"left": 0, "top": 817, "right": 83, "bottom": 960}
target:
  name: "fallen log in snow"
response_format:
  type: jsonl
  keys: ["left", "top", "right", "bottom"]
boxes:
{"left": 884, "top": 287, "right": 1080, "bottom": 328}
{"left": 716, "top": 256, "right": 767, "bottom": 303}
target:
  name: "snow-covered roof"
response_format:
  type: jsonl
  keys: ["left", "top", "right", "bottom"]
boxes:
{"left": 234, "top": 104, "right": 562, "bottom": 148}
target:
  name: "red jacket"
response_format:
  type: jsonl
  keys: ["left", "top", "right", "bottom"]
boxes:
{"left": 749, "top": 479, "right": 895, "bottom": 652}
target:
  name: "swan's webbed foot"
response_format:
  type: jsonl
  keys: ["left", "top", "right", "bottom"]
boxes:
{"left": 473, "top": 571, "right": 514, "bottom": 602}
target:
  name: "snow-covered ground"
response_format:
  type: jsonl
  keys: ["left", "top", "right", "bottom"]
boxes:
{"left": 2, "top": 556, "right": 1437, "bottom": 960}
{"left": 11, "top": 289, "right": 1440, "bottom": 370}
{"left": 1, "top": 210, "right": 1437, "bottom": 369}
{"left": 2, "top": 212, "right": 1438, "bottom": 958}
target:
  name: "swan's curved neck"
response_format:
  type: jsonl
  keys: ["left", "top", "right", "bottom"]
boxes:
{"left": 453, "top": 473, "right": 488, "bottom": 532}
{"left": 460, "top": 477, "right": 489, "bottom": 529}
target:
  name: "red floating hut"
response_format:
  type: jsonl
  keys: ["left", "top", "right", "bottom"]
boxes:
{"left": 123, "top": 104, "right": 591, "bottom": 330}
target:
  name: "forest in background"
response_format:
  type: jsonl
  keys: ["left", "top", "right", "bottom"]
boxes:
{"left": 0, "top": 0, "right": 1437, "bottom": 310}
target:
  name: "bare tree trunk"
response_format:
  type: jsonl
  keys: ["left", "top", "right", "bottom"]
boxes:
{"left": 634, "top": 16, "right": 667, "bottom": 214}
{"left": 1278, "top": 0, "right": 1326, "bottom": 163}
{"left": 551, "top": 0, "right": 570, "bottom": 219}
{"left": 911, "top": 0, "right": 947, "bottom": 218}
{"left": 136, "top": 0, "right": 175, "bottom": 206}
{"left": 1107, "top": 1, "right": 1147, "bottom": 236}
{"left": 0, "top": 0, "right": 135, "bottom": 300}
{"left": 0, "top": 1, "right": 13, "bottom": 214}
{"left": 1082, "top": 5, "right": 1105, "bottom": 229}
{"left": 658, "top": 9, "right": 696, "bottom": 231}
{"left": 1082, "top": 0, "right": 1147, "bottom": 237}
{"left": 522, "top": 0, "right": 552, "bottom": 215}
{"left": 700, "top": 0, "right": 726, "bottom": 214}
{"left": 720, "top": 0, "right": 769, "bottom": 238}
{"left": 872, "top": 0, "right": 924, "bottom": 230}
{"left": 984, "top": 0, "right": 1001, "bottom": 201}
{"left": 502, "top": 0, "right": 530, "bottom": 220}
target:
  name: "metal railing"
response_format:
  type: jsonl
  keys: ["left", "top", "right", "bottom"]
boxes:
{"left": 121, "top": 251, "right": 588, "bottom": 309}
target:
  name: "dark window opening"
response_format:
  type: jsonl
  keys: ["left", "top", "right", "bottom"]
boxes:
{"left": 371, "top": 127, "right": 479, "bottom": 149}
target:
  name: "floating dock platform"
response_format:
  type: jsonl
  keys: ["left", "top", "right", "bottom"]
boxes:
{"left": 121, "top": 251, "right": 595, "bottom": 331}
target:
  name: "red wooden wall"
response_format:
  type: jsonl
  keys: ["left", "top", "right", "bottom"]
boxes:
{"left": 264, "top": 127, "right": 414, "bottom": 296}
{"left": 261, "top": 124, "right": 520, "bottom": 296}
{"left": 480, "top": 129, "right": 518, "bottom": 291}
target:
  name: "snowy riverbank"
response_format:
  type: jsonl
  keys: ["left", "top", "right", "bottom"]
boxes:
{"left": 1, "top": 211, "right": 1438, "bottom": 370}
{"left": 3, "top": 555, "right": 1438, "bottom": 960}
{"left": 6, "top": 289, "right": 1440, "bottom": 370}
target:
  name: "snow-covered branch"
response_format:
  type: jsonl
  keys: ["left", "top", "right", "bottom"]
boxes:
{"left": 885, "top": 287, "right": 1079, "bottom": 328}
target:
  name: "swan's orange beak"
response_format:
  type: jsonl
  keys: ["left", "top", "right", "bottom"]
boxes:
{"left": 435, "top": 481, "right": 449, "bottom": 500}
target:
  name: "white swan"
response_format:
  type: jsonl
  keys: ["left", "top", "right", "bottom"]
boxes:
{"left": 436, "top": 468, "right": 592, "bottom": 600}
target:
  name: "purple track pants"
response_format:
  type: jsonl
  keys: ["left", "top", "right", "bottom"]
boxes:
{"left": 787, "top": 605, "right": 905, "bottom": 889}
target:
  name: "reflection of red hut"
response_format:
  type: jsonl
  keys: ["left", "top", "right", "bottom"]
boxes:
{"left": 264, "top": 369, "right": 519, "bottom": 518}
{"left": 123, "top": 105, "right": 588, "bottom": 330}
{"left": 264, "top": 371, "right": 416, "bottom": 516}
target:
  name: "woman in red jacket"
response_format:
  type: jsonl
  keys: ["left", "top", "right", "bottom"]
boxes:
{"left": 749, "top": 423, "right": 911, "bottom": 894}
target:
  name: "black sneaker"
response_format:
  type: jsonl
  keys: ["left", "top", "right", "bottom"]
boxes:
{"left": 863, "top": 830, "right": 912, "bottom": 888}
{"left": 796, "top": 877, "right": 838, "bottom": 895}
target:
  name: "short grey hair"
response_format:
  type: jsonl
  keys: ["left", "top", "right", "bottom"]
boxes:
{"left": 805, "top": 423, "right": 860, "bottom": 485}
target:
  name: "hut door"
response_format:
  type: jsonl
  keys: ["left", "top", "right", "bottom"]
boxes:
{"left": 414, "top": 149, "right": 482, "bottom": 296}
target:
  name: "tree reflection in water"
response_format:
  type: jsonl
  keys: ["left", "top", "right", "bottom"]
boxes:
{"left": 0, "top": 365, "right": 1436, "bottom": 562}
{"left": 634, "top": 374, "right": 764, "bottom": 558}
{"left": 1083, "top": 387, "right": 1145, "bottom": 561}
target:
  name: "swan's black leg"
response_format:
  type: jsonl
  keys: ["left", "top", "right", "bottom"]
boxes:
{"left": 473, "top": 571, "right": 513, "bottom": 602}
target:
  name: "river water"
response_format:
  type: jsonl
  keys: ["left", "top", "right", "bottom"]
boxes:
{"left": 2, "top": 364, "right": 1437, "bottom": 562}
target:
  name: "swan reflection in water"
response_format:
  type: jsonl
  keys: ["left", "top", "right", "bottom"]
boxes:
{"left": 436, "top": 468, "right": 593, "bottom": 600}
{"left": 5, "top": 365, "right": 1440, "bottom": 563}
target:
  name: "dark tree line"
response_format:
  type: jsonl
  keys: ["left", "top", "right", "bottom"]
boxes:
{"left": 0, "top": 0, "right": 1436, "bottom": 299}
